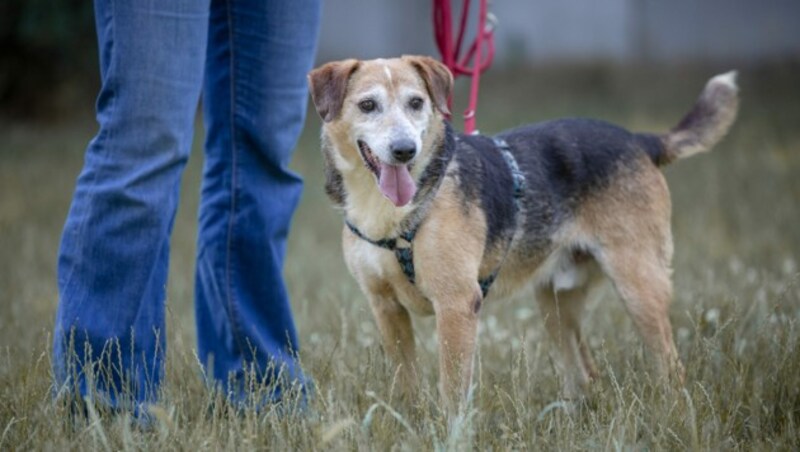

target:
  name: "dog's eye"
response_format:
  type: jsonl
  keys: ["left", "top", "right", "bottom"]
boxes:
{"left": 409, "top": 97, "right": 424, "bottom": 111}
{"left": 358, "top": 99, "right": 377, "bottom": 113}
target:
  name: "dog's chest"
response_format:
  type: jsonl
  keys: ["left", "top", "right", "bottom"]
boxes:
{"left": 344, "top": 238, "right": 434, "bottom": 315}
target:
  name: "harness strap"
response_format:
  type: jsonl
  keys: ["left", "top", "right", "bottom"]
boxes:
{"left": 494, "top": 137, "right": 526, "bottom": 200}
{"left": 345, "top": 138, "right": 524, "bottom": 299}
{"left": 346, "top": 221, "right": 419, "bottom": 283}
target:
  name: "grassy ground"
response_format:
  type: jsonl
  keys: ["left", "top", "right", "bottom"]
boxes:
{"left": 1, "top": 64, "right": 799, "bottom": 450}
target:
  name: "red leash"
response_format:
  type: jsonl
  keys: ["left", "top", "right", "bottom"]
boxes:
{"left": 433, "top": 0, "right": 496, "bottom": 134}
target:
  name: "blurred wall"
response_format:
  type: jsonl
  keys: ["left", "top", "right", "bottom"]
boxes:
{"left": 2, "top": 0, "right": 798, "bottom": 118}
{"left": 316, "top": 0, "right": 800, "bottom": 64}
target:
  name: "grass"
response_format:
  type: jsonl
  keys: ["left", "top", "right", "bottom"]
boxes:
{"left": 1, "top": 63, "right": 799, "bottom": 450}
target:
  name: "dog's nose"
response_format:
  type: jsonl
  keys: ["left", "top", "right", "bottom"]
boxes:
{"left": 390, "top": 139, "right": 417, "bottom": 163}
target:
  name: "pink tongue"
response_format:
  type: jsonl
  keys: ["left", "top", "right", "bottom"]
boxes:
{"left": 378, "top": 162, "right": 417, "bottom": 207}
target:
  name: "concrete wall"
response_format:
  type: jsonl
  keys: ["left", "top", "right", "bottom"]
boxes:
{"left": 315, "top": 0, "right": 800, "bottom": 64}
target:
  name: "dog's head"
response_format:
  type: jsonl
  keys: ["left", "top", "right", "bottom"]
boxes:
{"left": 308, "top": 56, "right": 453, "bottom": 207}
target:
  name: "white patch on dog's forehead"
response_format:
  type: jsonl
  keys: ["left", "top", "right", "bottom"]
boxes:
{"left": 383, "top": 65, "right": 393, "bottom": 84}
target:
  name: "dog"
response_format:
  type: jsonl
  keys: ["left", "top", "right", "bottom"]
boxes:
{"left": 307, "top": 56, "right": 738, "bottom": 411}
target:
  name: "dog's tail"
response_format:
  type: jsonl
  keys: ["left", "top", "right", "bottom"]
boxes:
{"left": 642, "top": 71, "right": 739, "bottom": 166}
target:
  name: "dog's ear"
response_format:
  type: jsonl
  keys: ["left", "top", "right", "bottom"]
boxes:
{"left": 403, "top": 55, "right": 453, "bottom": 115}
{"left": 307, "top": 59, "right": 360, "bottom": 122}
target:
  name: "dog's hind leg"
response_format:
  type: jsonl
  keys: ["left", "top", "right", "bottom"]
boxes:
{"left": 536, "top": 282, "right": 598, "bottom": 400}
{"left": 578, "top": 158, "right": 684, "bottom": 383}
{"left": 596, "top": 246, "right": 684, "bottom": 383}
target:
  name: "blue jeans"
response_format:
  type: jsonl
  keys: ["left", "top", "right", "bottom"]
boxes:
{"left": 53, "top": 0, "right": 321, "bottom": 408}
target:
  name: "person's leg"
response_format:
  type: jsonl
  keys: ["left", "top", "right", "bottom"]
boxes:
{"left": 53, "top": 0, "right": 210, "bottom": 408}
{"left": 196, "top": 0, "right": 321, "bottom": 401}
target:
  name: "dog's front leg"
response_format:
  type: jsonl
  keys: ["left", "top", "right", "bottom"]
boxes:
{"left": 414, "top": 196, "right": 487, "bottom": 413}
{"left": 432, "top": 286, "right": 482, "bottom": 413}
{"left": 365, "top": 288, "right": 417, "bottom": 397}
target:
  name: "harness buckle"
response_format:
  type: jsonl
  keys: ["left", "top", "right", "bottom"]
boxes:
{"left": 395, "top": 236, "right": 412, "bottom": 249}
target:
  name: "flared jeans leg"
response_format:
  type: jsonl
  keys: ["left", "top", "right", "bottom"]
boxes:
{"left": 196, "top": 0, "right": 321, "bottom": 400}
{"left": 53, "top": 0, "right": 210, "bottom": 407}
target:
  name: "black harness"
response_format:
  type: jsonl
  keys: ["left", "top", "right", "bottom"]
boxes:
{"left": 345, "top": 137, "right": 525, "bottom": 298}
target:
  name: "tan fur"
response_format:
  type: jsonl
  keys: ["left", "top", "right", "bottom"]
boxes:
{"left": 574, "top": 157, "right": 683, "bottom": 381}
{"left": 307, "top": 57, "right": 725, "bottom": 413}
{"left": 413, "top": 176, "right": 486, "bottom": 410}
{"left": 662, "top": 71, "right": 739, "bottom": 163}
{"left": 318, "top": 58, "right": 447, "bottom": 238}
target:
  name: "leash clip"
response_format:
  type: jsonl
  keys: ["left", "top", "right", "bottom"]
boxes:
{"left": 485, "top": 12, "right": 498, "bottom": 33}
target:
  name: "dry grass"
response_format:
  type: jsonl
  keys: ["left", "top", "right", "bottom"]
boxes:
{"left": 1, "top": 64, "right": 799, "bottom": 450}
